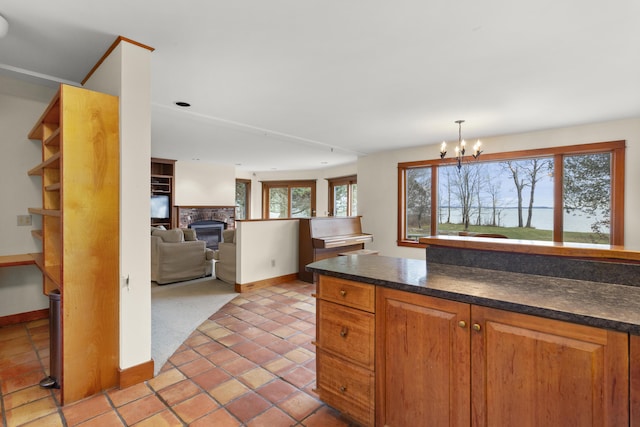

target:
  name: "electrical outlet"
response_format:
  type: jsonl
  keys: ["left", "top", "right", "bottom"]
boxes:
{"left": 271, "top": 259, "right": 276, "bottom": 267}
{"left": 17, "top": 215, "right": 32, "bottom": 226}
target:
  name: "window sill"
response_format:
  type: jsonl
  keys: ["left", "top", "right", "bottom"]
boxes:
{"left": 418, "top": 235, "right": 640, "bottom": 262}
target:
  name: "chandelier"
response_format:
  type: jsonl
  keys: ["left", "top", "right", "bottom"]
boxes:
{"left": 439, "top": 120, "right": 482, "bottom": 170}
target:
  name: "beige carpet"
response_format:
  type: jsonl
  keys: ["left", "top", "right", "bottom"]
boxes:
{"left": 151, "top": 276, "right": 238, "bottom": 374}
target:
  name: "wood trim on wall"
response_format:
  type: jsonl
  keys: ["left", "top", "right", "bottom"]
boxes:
{"left": 235, "top": 273, "right": 298, "bottom": 293}
{"left": 0, "top": 308, "right": 49, "bottom": 327}
{"left": 118, "top": 359, "right": 154, "bottom": 389}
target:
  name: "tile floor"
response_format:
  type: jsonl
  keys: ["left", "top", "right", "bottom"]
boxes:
{"left": 0, "top": 280, "right": 357, "bottom": 426}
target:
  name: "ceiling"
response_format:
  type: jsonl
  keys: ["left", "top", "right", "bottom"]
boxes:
{"left": 1, "top": 0, "right": 639, "bottom": 172}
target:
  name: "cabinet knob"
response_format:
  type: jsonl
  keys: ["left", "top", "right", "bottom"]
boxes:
{"left": 340, "top": 327, "right": 349, "bottom": 338}
{"left": 473, "top": 323, "right": 482, "bottom": 332}
{"left": 340, "top": 290, "right": 347, "bottom": 297}
{"left": 458, "top": 320, "right": 467, "bottom": 328}
{"left": 339, "top": 385, "right": 347, "bottom": 393}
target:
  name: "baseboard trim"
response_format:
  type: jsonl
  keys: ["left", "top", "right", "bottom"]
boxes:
{"left": 235, "top": 273, "right": 299, "bottom": 293}
{"left": 118, "top": 359, "right": 154, "bottom": 389}
{"left": 0, "top": 308, "right": 49, "bottom": 327}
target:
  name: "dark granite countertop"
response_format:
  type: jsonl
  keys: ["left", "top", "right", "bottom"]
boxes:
{"left": 306, "top": 255, "right": 640, "bottom": 335}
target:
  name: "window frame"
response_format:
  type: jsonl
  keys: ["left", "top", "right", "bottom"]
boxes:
{"left": 398, "top": 140, "right": 625, "bottom": 248}
{"left": 235, "top": 179, "right": 251, "bottom": 220}
{"left": 261, "top": 179, "right": 317, "bottom": 218}
{"left": 327, "top": 175, "right": 357, "bottom": 217}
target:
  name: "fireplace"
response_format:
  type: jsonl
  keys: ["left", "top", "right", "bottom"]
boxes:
{"left": 189, "top": 220, "right": 227, "bottom": 250}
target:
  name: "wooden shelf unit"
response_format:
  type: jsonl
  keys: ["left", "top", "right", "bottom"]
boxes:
{"left": 27, "top": 84, "right": 120, "bottom": 405}
{"left": 151, "top": 158, "right": 176, "bottom": 228}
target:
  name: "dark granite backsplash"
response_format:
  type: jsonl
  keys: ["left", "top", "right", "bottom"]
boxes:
{"left": 426, "top": 246, "right": 640, "bottom": 287}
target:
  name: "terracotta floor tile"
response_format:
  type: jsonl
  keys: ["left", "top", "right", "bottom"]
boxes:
{"left": 191, "top": 367, "right": 232, "bottom": 391}
{"left": 255, "top": 379, "right": 298, "bottom": 404}
{"left": 171, "top": 393, "right": 219, "bottom": 424}
{"left": 206, "top": 347, "right": 239, "bottom": 365}
{"left": 209, "top": 379, "right": 249, "bottom": 405}
{"left": 263, "top": 356, "right": 296, "bottom": 375}
{"left": 189, "top": 408, "right": 242, "bottom": 427}
{"left": 0, "top": 336, "right": 33, "bottom": 358}
{"left": 237, "top": 327, "right": 267, "bottom": 340}
{"left": 225, "top": 391, "right": 271, "bottom": 423}
{"left": 62, "top": 393, "right": 113, "bottom": 426}
{"left": 217, "top": 333, "right": 247, "bottom": 348}
{"left": 168, "top": 348, "right": 200, "bottom": 366}
{"left": 184, "top": 331, "right": 210, "bottom": 347}
{"left": 107, "top": 383, "right": 153, "bottom": 408}
{"left": 238, "top": 367, "right": 276, "bottom": 390}
{"left": 2, "top": 384, "right": 51, "bottom": 410}
{"left": 299, "top": 405, "right": 352, "bottom": 427}
{"left": 76, "top": 410, "right": 124, "bottom": 427}
{"left": 146, "top": 368, "right": 186, "bottom": 392}
{"left": 131, "top": 409, "right": 183, "bottom": 427}
{"left": 157, "top": 379, "right": 200, "bottom": 406}
{"left": 244, "top": 347, "right": 279, "bottom": 365}
{"left": 202, "top": 326, "right": 233, "bottom": 340}
{"left": 0, "top": 325, "right": 28, "bottom": 342}
{"left": 192, "top": 340, "right": 224, "bottom": 357}
{"left": 20, "top": 411, "right": 65, "bottom": 427}
{"left": 287, "top": 332, "right": 314, "bottom": 347}
{"left": 284, "top": 348, "right": 315, "bottom": 364}
{"left": 220, "top": 355, "right": 257, "bottom": 376}
{"left": 5, "top": 396, "right": 58, "bottom": 427}
{"left": 265, "top": 338, "right": 298, "bottom": 355}
{"left": 130, "top": 409, "right": 183, "bottom": 427}
{"left": 1, "top": 370, "right": 47, "bottom": 395}
{"left": 177, "top": 356, "right": 214, "bottom": 378}
{"left": 278, "top": 391, "right": 322, "bottom": 421}
{"left": 246, "top": 406, "right": 296, "bottom": 427}
{"left": 230, "top": 340, "right": 261, "bottom": 356}
{"left": 280, "top": 366, "right": 316, "bottom": 389}
{"left": 117, "top": 394, "right": 166, "bottom": 425}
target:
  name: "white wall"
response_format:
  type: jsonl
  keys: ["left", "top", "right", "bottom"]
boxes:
{"left": 236, "top": 220, "right": 299, "bottom": 284}
{"left": 83, "top": 41, "right": 153, "bottom": 370}
{"left": 0, "top": 76, "right": 55, "bottom": 316}
{"left": 358, "top": 117, "right": 640, "bottom": 260}
{"left": 175, "top": 161, "right": 236, "bottom": 206}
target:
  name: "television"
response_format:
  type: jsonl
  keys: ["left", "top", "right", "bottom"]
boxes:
{"left": 150, "top": 194, "right": 170, "bottom": 219}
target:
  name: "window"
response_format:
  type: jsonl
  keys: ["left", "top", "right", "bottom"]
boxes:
{"left": 235, "top": 179, "right": 251, "bottom": 220}
{"left": 328, "top": 175, "right": 357, "bottom": 216}
{"left": 262, "top": 180, "right": 316, "bottom": 218}
{"left": 398, "top": 141, "right": 624, "bottom": 246}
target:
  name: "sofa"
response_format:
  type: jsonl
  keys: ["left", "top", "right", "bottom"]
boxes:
{"left": 212, "top": 229, "right": 236, "bottom": 285}
{"left": 151, "top": 227, "right": 214, "bottom": 284}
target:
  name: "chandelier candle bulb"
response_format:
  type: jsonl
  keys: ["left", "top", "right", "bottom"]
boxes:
{"left": 439, "top": 119, "right": 483, "bottom": 170}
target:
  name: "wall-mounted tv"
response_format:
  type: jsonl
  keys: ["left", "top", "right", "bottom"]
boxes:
{"left": 151, "top": 194, "right": 170, "bottom": 219}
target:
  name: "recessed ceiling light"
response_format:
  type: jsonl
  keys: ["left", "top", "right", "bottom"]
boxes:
{"left": 175, "top": 101, "right": 191, "bottom": 107}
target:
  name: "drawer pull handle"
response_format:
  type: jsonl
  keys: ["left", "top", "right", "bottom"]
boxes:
{"left": 458, "top": 321, "right": 467, "bottom": 328}
{"left": 340, "top": 327, "right": 349, "bottom": 337}
{"left": 340, "top": 290, "right": 347, "bottom": 297}
{"left": 339, "top": 385, "right": 347, "bottom": 393}
{"left": 473, "top": 323, "right": 482, "bottom": 332}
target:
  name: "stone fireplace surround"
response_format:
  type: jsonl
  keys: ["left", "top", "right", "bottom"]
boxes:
{"left": 178, "top": 206, "right": 235, "bottom": 250}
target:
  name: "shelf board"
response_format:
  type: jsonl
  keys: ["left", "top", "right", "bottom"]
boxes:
{"left": 45, "top": 183, "right": 61, "bottom": 192}
{"left": 0, "top": 254, "right": 37, "bottom": 268}
{"left": 28, "top": 207, "right": 61, "bottom": 217}
{"left": 31, "top": 229, "right": 43, "bottom": 240}
{"left": 28, "top": 152, "right": 61, "bottom": 176}
{"left": 28, "top": 89, "right": 61, "bottom": 140}
{"left": 44, "top": 128, "right": 61, "bottom": 146}
{"left": 43, "top": 264, "right": 62, "bottom": 286}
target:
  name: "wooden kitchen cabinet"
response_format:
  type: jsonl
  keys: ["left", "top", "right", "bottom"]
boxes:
{"left": 315, "top": 276, "right": 375, "bottom": 426}
{"left": 375, "top": 287, "right": 629, "bottom": 427}
{"left": 471, "top": 305, "right": 628, "bottom": 427}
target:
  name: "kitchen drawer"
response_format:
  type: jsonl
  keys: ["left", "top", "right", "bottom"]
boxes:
{"left": 318, "top": 275, "right": 375, "bottom": 312}
{"left": 316, "top": 349, "right": 374, "bottom": 427}
{"left": 317, "top": 300, "right": 375, "bottom": 369}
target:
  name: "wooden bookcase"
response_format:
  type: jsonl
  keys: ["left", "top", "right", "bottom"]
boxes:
{"left": 27, "top": 84, "right": 120, "bottom": 404}
{"left": 151, "top": 158, "right": 175, "bottom": 229}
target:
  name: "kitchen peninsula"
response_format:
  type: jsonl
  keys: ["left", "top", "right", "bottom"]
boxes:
{"left": 307, "top": 243, "right": 640, "bottom": 426}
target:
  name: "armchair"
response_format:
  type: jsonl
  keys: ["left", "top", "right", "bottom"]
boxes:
{"left": 213, "top": 229, "right": 236, "bottom": 285}
{"left": 151, "top": 227, "right": 214, "bottom": 285}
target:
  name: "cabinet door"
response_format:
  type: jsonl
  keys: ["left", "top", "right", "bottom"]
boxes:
{"left": 471, "top": 306, "right": 629, "bottom": 427}
{"left": 376, "top": 287, "right": 471, "bottom": 427}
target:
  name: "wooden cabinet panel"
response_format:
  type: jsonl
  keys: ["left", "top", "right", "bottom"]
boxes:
{"left": 317, "top": 300, "right": 375, "bottom": 369}
{"left": 316, "top": 349, "right": 374, "bottom": 426}
{"left": 631, "top": 335, "right": 640, "bottom": 427}
{"left": 376, "top": 287, "right": 471, "bottom": 427}
{"left": 318, "top": 276, "right": 375, "bottom": 312}
{"left": 471, "top": 305, "right": 629, "bottom": 427}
